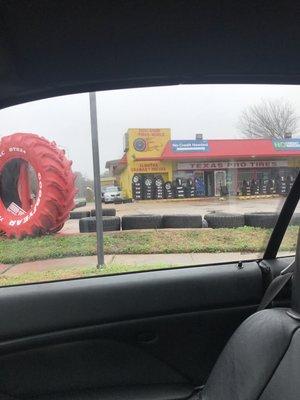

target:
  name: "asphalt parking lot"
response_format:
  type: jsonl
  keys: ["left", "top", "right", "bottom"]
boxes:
{"left": 62, "top": 196, "right": 298, "bottom": 234}
{"left": 102, "top": 196, "right": 287, "bottom": 216}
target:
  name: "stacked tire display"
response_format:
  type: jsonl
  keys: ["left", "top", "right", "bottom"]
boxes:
{"left": 268, "top": 180, "right": 276, "bottom": 195}
{"left": 164, "top": 181, "right": 173, "bottom": 199}
{"left": 276, "top": 178, "right": 287, "bottom": 196}
{"left": 154, "top": 175, "right": 164, "bottom": 200}
{"left": 240, "top": 177, "right": 294, "bottom": 197}
{"left": 131, "top": 174, "right": 296, "bottom": 201}
{"left": 132, "top": 174, "right": 143, "bottom": 200}
{"left": 132, "top": 174, "right": 173, "bottom": 200}
{"left": 174, "top": 178, "right": 185, "bottom": 198}
{"left": 184, "top": 178, "right": 196, "bottom": 198}
{"left": 259, "top": 181, "right": 267, "bottom": 195}
{"left": 286, "top": 177, "right": 294, "bottom": 194}
{"left": 143, "top": 175, "right": 154, "bottom": 200}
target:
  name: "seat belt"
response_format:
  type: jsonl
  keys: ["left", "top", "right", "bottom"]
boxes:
{"left": 258, "top": 260, "right": 294, "bottom": 311}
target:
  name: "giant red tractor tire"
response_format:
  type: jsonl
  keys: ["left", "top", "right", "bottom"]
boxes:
{"left": 0, "top": 133, "right": 76, "bottom": 238}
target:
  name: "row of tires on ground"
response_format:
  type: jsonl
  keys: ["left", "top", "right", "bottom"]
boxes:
{"left": 74, "top": 199, "right": 87, "bottom": 208}
{"left": 78, "top": 211, "right": 300, "bottom": 233}
{"left": 70, "top": 208, "right": 116, "bottom": 219}
{"left": 204, "top": 212, "right": 299, "bottom": 228}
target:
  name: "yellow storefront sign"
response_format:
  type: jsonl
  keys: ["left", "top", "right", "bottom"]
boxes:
{"left": 119, "top": 128, "right": 172, "bottom": 197}
{"left": 128, "top": 128, "right": 170, "bottom": 159}
{"left": 131, "top": 161, "right": 168, "bottom": 173}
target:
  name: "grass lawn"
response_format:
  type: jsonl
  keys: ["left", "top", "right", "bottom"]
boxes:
{"left": 0, "top": 263, "right": 173, "bottom": 286}
{"left": 0, "top": 226, "right": 297, "bottom": 264}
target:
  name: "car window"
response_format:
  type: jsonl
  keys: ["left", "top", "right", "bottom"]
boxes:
{"left": 278, "top": 205, "right": 300, "bottom": 257}
{"left": 0, "top": 84, "right": 299, "bottom": 286}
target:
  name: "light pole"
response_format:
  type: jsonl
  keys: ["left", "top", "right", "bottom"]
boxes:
{"left": 89, "top": 92, "right": 105, "bottom": 267}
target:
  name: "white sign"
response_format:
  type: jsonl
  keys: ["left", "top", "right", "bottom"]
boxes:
{"left": 171, "top": 140, "right": 210, "bottom": 152}
{"left": 177, "top": 160, "right": 289, "bottom": 171}
{"left": 273, "top": 139, "right": 300, "bottom": 150}
{"left": 7, "top": 202, "right": 26, "bottom": 216}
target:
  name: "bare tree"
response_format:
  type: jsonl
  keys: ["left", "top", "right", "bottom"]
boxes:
{"left": 74, "top": 171, "right": 94, "bottom": 199}
{"left": 238, "top": 99, "right": 298, "bottom": 139}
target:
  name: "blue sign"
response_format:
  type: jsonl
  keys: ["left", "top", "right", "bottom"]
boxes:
{"left": 273, "top": 138, "right": 300, "bottom": 151}
{"left": 171, "top": 140, "right": 210, "bottom": 152}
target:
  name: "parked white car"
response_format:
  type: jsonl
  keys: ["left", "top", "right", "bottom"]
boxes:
{"left": 103, "top": 186, "right": 122, "bottom": 203}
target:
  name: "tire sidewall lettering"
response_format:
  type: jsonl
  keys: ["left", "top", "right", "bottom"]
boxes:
{"left": 7, "top": 169, "right": 43, "bottom": 226}
{"left": 0, "top": 133, "right": 75, "bottom": 236}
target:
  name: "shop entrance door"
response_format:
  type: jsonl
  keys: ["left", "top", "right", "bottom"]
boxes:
{"left": 204, "top": 171, "right": 214, "bottom": 197}
{"left": 214, "top": 170, "right": 226, "bottom": 196}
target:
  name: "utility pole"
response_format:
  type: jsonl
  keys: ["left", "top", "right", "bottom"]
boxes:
{"left": 89, "top": 92, "right": 105, "bottom": 267}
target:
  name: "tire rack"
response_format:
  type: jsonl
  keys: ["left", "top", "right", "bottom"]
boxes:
{"left": 143, "top": 175, "right": 154, "bottom": 200}
{"left": 174, "top": 178, "right": 185, "bottom": 198}
{"left": 164, "top": 182, "right": 174, "bottom": 199}
{"left": 154, "top": 175, "right": 164, "bottom": 200}
{"left": 132, "top": 175, "right": 143, "bottom": 200}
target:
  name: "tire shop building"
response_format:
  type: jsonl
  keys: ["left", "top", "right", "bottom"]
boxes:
{"left": 108, "top": 129, "right": 300, "bottom": 199}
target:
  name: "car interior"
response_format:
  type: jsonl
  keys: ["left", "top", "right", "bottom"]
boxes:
{"left": 0, "top": 2, "right": 299, "bottom": 399}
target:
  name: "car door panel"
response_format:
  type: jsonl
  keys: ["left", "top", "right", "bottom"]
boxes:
{"left": 0, "top": 261, "right": 262, "bottom": 340}
{"left": 0, "top": 258, "right": 293, "bottom": 399}
{"left": 0, "top": 260, "right": 260, "bottom": 398}
{"left": 0, "top": 305, "right": 257, "bottom": 397}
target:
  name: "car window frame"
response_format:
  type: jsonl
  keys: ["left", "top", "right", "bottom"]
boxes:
{"left": 264, "top": 171, "right": 300, "bottom": 260}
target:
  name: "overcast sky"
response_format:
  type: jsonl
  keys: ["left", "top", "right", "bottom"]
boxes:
{"left": 0, "top": 84, "right": 299, "bottom": 178}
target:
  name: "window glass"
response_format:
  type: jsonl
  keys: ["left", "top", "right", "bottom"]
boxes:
{"left": 278, "top": 206, "right": 300, "bottom": 257}
{"left": 0, "top": 85, "right": 299, "bottom": 286}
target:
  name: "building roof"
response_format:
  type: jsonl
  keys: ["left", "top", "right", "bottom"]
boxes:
{"left": 105, "top": 159, "right": 120, "bottom": 168}
{"left": 160, "top": 139, "right": 300, "bottom": 160}
{"left": 112, "top": 153, "right": 128, "bottom": 174}
{"left": 107, "top": 138, "right": 300, "bottom": 169}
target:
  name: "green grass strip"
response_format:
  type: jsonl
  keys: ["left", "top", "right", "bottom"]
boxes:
{"left": 0, "top": 226, "right": 297, "bottom": 265}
